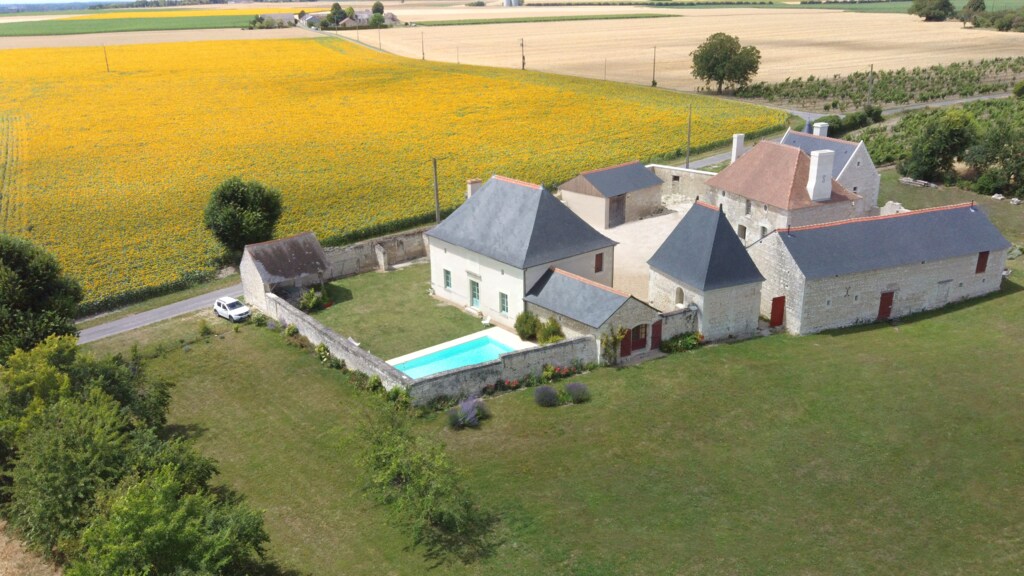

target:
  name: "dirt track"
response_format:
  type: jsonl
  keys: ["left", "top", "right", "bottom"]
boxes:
{"left": 353, "top": 8, "right": 1024, "bottom": 91}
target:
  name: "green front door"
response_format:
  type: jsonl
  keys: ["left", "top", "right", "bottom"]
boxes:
{"left": 470, "top": 280, "right": 480, "bottom": 308}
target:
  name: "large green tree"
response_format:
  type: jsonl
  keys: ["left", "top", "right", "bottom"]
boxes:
{"left": 965, "top": 119, "right": 1024, "bottom": 196}
{"left": 899, "top": 108, "right": 978, "bottom": 183}
{"left": 372, "top": 0, "right": 384, "bottom": 14}
{"left": 203, "top": 177, "right": 283, "bottom": 253}
{"left": 0, "top": 235, "right": 82, "bottom": 363}
{"left": 690, "top": 32, "right": 761, "bottom": 94}
{"left": 910, "top": 0, "right": 956, "bottom": 21}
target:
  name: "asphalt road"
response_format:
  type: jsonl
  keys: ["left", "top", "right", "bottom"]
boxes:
{"left": 78, "top": 283, "right": 243, "bottom": 344}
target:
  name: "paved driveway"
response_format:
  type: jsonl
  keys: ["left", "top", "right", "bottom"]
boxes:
{"left": 603, "top": 209, "right": 687, "bottom": 302}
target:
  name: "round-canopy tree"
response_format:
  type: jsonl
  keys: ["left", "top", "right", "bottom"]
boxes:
{"left": 910, "top": 0, "right": 955, "bottom": 21}
{"left": 0, "top": 235, "right": 83, "bottom": 363}
{"left": 372, "top": 1, "right": 385, "bottom": 14}
{"left": 690, "top": 32, "right": 761, "bottom": 94}
{"left": 204, "top": 177, "right": 283, "bottom": 253}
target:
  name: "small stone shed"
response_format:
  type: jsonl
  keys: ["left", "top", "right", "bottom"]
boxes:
{"left": 558, "top": 161, "right": 664, "bottom": 229}
{"left": 240, "top": 232, "right": 330, "bottom": 311}
{"left": 648, "top": 202, "right": 764, "bottom": 341}
{"left": 748, "top": 203, "right": 1011, "bottom": 335}
{"left": 525, "top": 268, "right": 663, "bottom": 359}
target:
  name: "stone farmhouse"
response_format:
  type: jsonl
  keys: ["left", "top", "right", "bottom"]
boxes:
{"left": 425, "top": 176, "right": 617, "bottom": 330}
{"left": 780, "top": 123, "right": 881, "bottom": 208}
{"left": 240, "top": 232, "right": 329, "bottom": 312}
{"left": 647, "top": 201, "right": 764, "bottom": 341}
{"left": 748, "top": 203, "right": 1011, "bottom": 335}
{"left": 557, "top": 161, "right": 664, "bottom": 229}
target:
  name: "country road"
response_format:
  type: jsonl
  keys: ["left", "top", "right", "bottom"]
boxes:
{"left": 78, "top": 284, "right": 242, "bottom": 344}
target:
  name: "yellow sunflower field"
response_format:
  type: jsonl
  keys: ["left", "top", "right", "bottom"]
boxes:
{"left": 0, "top": 37, "right": 786, "bottom": 310}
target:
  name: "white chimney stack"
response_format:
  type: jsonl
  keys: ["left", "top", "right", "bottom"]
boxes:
{"left": 731, "top": 134, "right": 745, "bottom": 164}
{"left": 812, "top": 122, "right": 829, "bottom": 137}
{"left": 466, "top": 178, "right": 482, "bottom": 199}
{"left": 807, "top": 150, "right": 834, "bottom": 202}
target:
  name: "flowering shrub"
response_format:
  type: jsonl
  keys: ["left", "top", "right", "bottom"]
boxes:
{"left": 534, "top": 386, "right": 560, "bottom": 408}
{"left": 565, "top": 382, "right": 591, "bottom": 404}
{"left": 659, "top": 332, "right": 704, "bottom": 353}
{"left": 298, "top": 288, "right": 325, "bottom": 312}
{"left": 447, "top": 397, "right": 489, "bottom": 429}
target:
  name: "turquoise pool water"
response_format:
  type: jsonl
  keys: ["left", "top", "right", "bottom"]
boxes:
{"left": 395, "top": 336, "right": 514, "bottom": 379}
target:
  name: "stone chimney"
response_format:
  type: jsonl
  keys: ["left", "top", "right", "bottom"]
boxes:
{"left": 466, "top": 178, "right": 482, "bottom": 199}
{"left": 806, "top": 150, "right": 834, "bottom": 202}
{"left": 730, "top": 134, "right": 745, "bottom": 164}
{"left": 812, "top": 122, "right": 829, "bottom": 137}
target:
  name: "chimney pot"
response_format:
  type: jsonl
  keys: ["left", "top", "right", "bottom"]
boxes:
{"left": 812, "top": 122, "right": 829, "bottom": 137}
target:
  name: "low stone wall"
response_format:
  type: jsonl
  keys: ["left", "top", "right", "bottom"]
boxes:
{"left": 407, "top": 336, "right": 598, "bottom": 405}
{"left": 659, "top": 307, "right": 698, "bottom": 340}
{"left": 324, "top": 227, "right": 430, "bottom": 280}
{"left": 647, "top": 164, "right": 715, "bottom": 207}
{"left": 263, "top": 293, "right": 413, "bottom": 390}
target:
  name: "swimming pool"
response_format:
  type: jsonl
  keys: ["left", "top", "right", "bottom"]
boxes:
{"left": 393, "top": 335, "right": 515, "bottom": 379}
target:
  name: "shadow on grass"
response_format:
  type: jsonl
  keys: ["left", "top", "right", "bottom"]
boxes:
{"left": 160, "top": 422, "right": 208, "bottom": 441}
{"left": 323, "top": 284, "right": 353, "bottom": 305}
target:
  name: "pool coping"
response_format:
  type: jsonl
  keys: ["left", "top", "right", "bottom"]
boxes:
{"left": 386, "top": 326, "right": 535, "bottom": 368}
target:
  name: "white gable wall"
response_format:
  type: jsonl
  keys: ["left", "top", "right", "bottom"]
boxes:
{"left": 428, "top": 239, "right": 525, "bottom": 328}
{"left": 560, "top": 190, "right": 607, "bottom": 229}
{"left": 240, "top": 251, "right": 269, "bottom": 312}
{"left": 836, "top": 143, "right": 881, "bottom": 209}
{"left": 523, "top": 246, "right": 615, "bottom": 292}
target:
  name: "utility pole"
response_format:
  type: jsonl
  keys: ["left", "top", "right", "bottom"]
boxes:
{"left": 432, "top": 158, "right": 441, "bottom": 223}
{"left": 685, "top": 104, "right": 692, "bottom": 168}
{"left": 457, "top": 45, "right": 460, "bottom": 65}
{"left": 421, "top": 31, "right": 425, "bottom": 60}
{"left": 520, "top": 38, "right": 525, "bottom": 70}
{"left": 867, "top": 63, "right": 875, "bottom": 108}
{"left": 103, "top": 45, "right": 110, "bottom": 73}
{"left": 651, "top": 46, "right": 657, "bottom": 87}
{"left": 604, "top": 58, "right": 607, "bottom": 81}
{"left": 378, "top": 26, "right": 382, "bottom": 50}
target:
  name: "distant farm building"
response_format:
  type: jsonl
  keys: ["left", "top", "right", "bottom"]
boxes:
{"left": 240, "top": 232, "right": 330, "bottom": 311}
{"left": 559, "top": 161, "right": 664, "bottom": 229}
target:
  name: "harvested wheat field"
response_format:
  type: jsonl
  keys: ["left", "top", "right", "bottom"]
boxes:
{"left": 362, "top": 8, "right": 1024, "bottom": 91}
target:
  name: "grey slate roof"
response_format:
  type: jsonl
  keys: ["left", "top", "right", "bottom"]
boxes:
{"left": 426, "top": 176, "right": 616, "bottom": 269}
{"left": 780, "top": 130, "right": 860, "bottom": 178}
{"left": 647, "top": 202, "right": 764, "bottom": 291}
{"left": 563, "top": 161, "right": 665, "bottom": 198}
{"left": 525, "top": 268, "right": 631, "bottom": 329}
{"left": 244, "top": 232, "right": 329, "bottom": 283}
{"left": 779, "top": 204, "right": 1011, "bottom": 280}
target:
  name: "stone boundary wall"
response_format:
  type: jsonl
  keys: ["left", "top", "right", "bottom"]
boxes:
{"left": 324, "top": 227, "right": 431, "bottom": 280}
{"left": 659, "top": 307, "right": 698, "bottom": 340}
{"left": 263, "top": 293, "right": 413, "bottom": 390}
{"left": 647, "top": 164, "right": 716, "bottom": 206}
{"left": 407, "top": 336, "right": 598, "bottom": 405}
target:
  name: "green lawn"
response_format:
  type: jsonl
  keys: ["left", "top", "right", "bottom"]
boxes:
{"left": 92, "top": 179, "right": 1024, "bottom": 575}
{"left": 312, "top": 264, "right": 485, "bottom": 360}
{"left": 0, "top": 15, "right": 252, "bottom": 36}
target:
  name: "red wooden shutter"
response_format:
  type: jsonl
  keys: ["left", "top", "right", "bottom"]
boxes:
{"left": 595, "top": 253, "right": 604, "bottom": 273}
{"left": 619, "top": 333, "right": 631, "bottom": 358}
{"left": 976, "top": 251, "right": 989, "bottom": 274}
{"left": 651, "top": 320, "right": 662, "bottom": 350}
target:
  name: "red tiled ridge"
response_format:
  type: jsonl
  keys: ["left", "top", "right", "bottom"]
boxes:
{"left": 581, "top": 160, "right": 639, "bottom": 175}
{"left": 785, "top": 202, "right": 976, "bottom": 233}
{"left": 552, "top": 267, "right": 631, "bottom": 298}
{"left": 493, "top": 174, "right": 542, "bottom": 189}
{"left": 694, "top": 200, "right": 719, "bottom": 211}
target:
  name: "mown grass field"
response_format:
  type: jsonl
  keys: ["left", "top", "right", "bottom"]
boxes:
{"left": 0, "top": 37, "right": 784, "bottom": 311}
{"left": 0, "top": 16, "right": 253, "bottom": 36}
{"left": 86, "top": 178, "right": 1024, "bottom": 576}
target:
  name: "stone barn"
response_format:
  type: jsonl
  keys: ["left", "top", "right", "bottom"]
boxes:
{"left": 747, "top": 203, "right": 1011, "bottom": 335}
{"left": 781, "top": 123, "right": 881, "bottom": 209}
{"left": 240, "top": 232, "right": 330, "bottom": 311}
{"left": 558, "top": 161, "right": 664, "bottom": 229}
{"left": 647, "top": 202, "right": 764, "bottom": 341}
{"left": 525, "top": 268, "right": 664, "bottom": 359}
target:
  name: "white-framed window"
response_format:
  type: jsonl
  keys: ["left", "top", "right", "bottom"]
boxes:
{"left": 499, "top": 292, "right": 509, "bottom": 316}
{"left": 443, "top": 269, "right": 451, "bottom": 290}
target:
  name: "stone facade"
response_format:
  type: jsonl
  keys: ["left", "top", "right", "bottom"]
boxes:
{"left": 749, "top": 233, "right": 1009, "bottom": 335}
{"left": 836, "top": 143, "right": 881, "bottom": 210}
{"left": 707, "top": 187, "right": 865, "bottom": 245}
{"left": 406, "top": 336, "right": 599, "bottom": 405}
{"left": 240, "top": 251, "right": 270, "bottom": 311}
{"left": 648, "top": 165, "right": 715, "bottom": 206}
{"left": 526, "top": 296, "right": 662, "bottom": 358}
{"left": 648, "top": 268, "right": 760, "bottom": 341}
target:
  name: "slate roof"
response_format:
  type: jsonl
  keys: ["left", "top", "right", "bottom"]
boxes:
{"left": 426, "top": 175, "right": 616, "bottom": 269}
{"left": 244, "top": 232, "right": 329, "bottom": 283}
{"left": 706, "top": 141, "right": 861, "bottom": 211}
{"left": 780, "top": 129, "right": 861, "bottom": 178}
{"left": 779, "top": 203, "right": 1011, "bottom": 280}
{"left": 525, "top": 268, "right": 632, "bottom": 329}
{"left": 647, "top": 202, "right": 764, "bottom": 291}
{"left": 560, "top": 161, "right": 664, "bottom": 198}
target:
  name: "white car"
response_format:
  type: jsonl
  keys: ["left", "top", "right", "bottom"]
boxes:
{"left": 213, "top": 296, "right": 251, "bottom": 322}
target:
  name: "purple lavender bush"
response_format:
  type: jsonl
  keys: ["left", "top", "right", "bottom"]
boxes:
{"left": 534, "top": 385, "right": 560, "bottom": 408}
{"left": 447, "top": 397, "right": 488, "bottom": 429}
{"left": 565, "top": 382, "right": 591, "bottom": 404}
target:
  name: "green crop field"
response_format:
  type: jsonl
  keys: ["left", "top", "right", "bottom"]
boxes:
{"left": 0, "top": 15, "right": 252, "bottom": 36}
